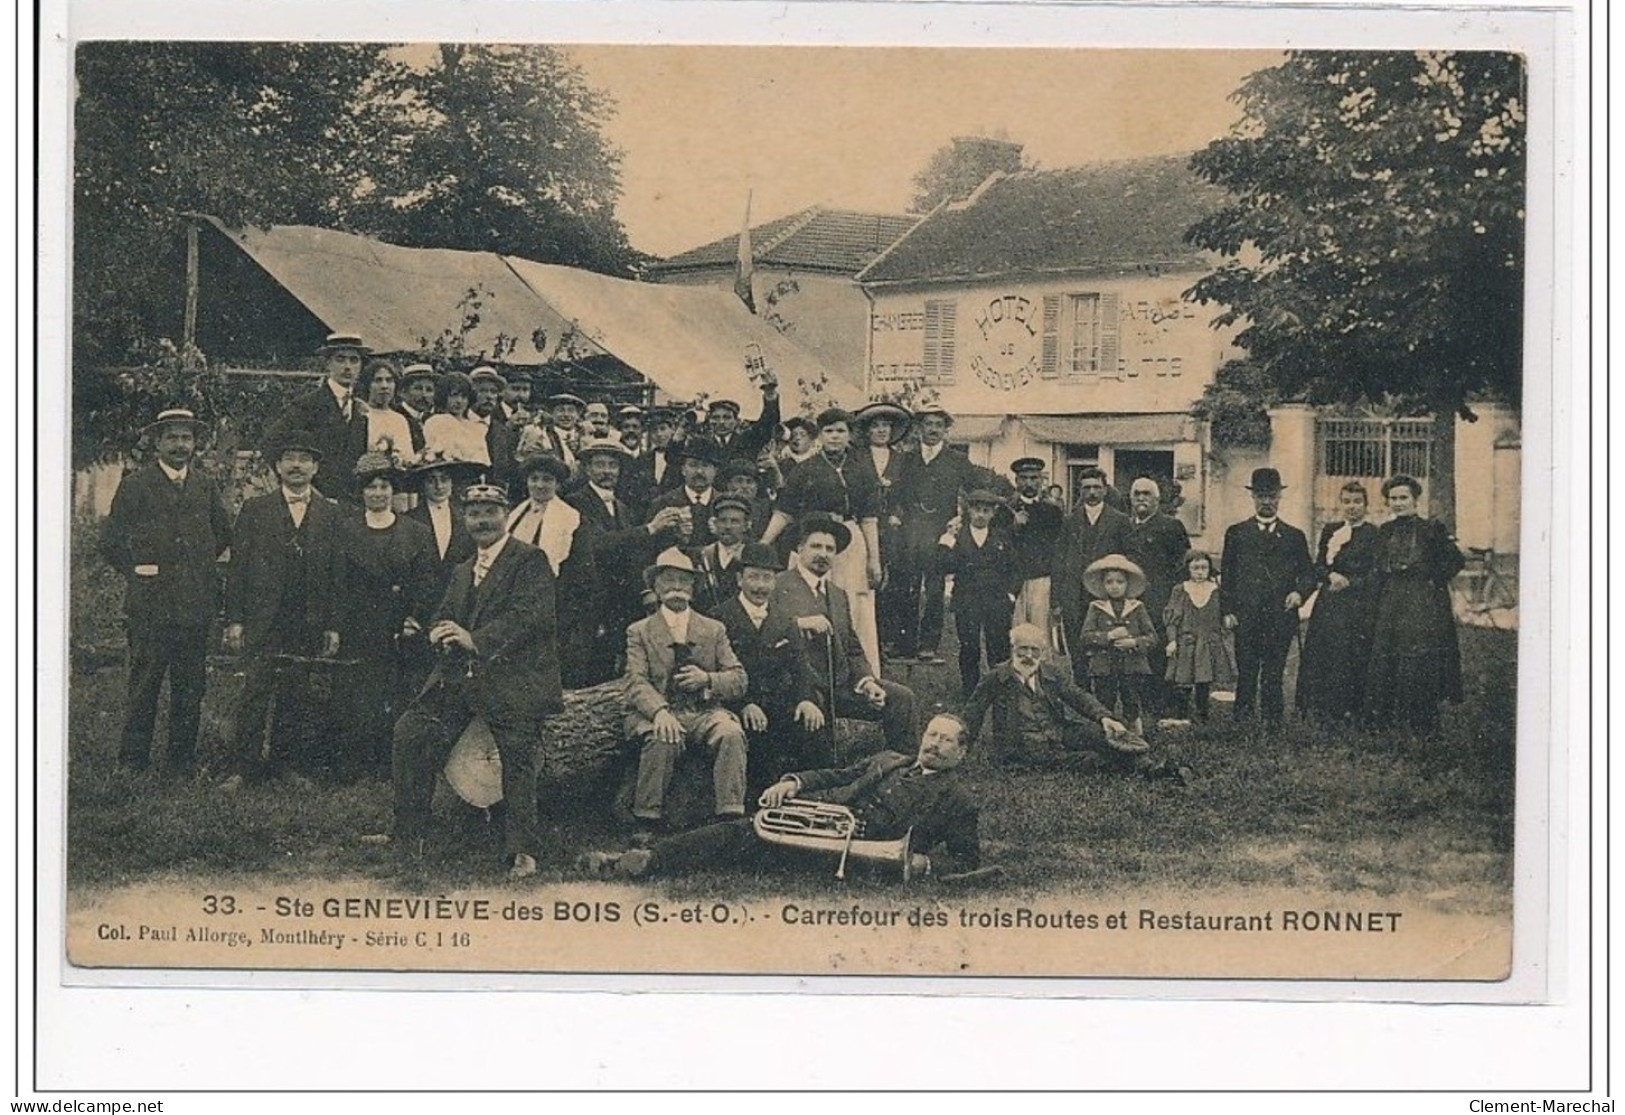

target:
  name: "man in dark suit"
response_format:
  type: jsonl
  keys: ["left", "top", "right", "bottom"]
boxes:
{"left": 891, "top": 408, "right": 984, "bottom": 663}
{"left": 690, "top": 494, "right": 754, "bottom": 616}
{"left": 646, "top": 438, "right": 724, "bottom": 551}
{"left": 220, "top": 431, "right": 345, "bottom": 786}
{"left": 368, "top": 480, "right": 563, "bottom": 879}
{"left": 712, "top": 543, "right": 823, "bottom": 791}
{"left": 1122, "top": 476, "right": 1192, "bottom": 712}
{"left": 701, "top": 371, "right": 780, "bottom": 467}
{"left": 578, "top": 712, "right": 980, "bottom": 880}
{"left": 567, "top": 437, "right": 686, "bottom": 685}
{"left": 469, "top": 367, "right": 520, "bottom": 491}
{"left": 100, "top": 408, "right": 232, "bottom": 774}
{"left": 938, "top": 488, "right": 1024, "bottom": 698}
{"left": 1005, "top": 457, "right": 1064, "bottom": 637}
{"left": 761, "top": 516, "right": 917, "bottom": 760}
{"left": 1052, "top": 465, "right": 1132, "bottom": 683}
{"left": 395, "top": 363, "right": 437, "bottom": 453}
{"left": 1220, "top": 467, "right": 1317, "bottom": 726}
{"left": 264, "top": 332, "right": 371, "bottom": 503}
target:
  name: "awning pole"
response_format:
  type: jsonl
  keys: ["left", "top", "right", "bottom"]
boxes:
{"left": 183, "top": 221, "right": 199, "bottom": 352}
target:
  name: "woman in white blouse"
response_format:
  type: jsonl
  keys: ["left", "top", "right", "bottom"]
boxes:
{"left": 420, "top": 371, "right": 491, "bottom": 468}
{"left": 356, "top": 360, "right": 415, "bottom": 458}
{"left": 504, "top": 451, "right": 580, "bottom": 574}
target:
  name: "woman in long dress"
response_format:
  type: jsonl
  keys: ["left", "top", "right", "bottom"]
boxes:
{"left": 763, "top": 407, "right": 883, "bottom": 677}
{"left": 1295, "top": 481, "right": 1383, "bottom": 721}
{"left": 1363, "top": 475, "right": 1466, "bottom": 732}
{"left": 335, "top": 451, "right": 439, "bottom": 779}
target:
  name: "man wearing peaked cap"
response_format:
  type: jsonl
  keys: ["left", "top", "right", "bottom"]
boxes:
{"left": 622, "top": 546, "right": 750, "bottom": 832}
{"left": 691, "top": 492, "right": 755, "bottom": 616}
{"left": 100, "top": 408, "right": 232, "bottom": 775}
{"left": 1007, "top": 456, "right": 1063, "bottom": 639}
{"left": 1220, "top": 465, "right": 1316, "bottom": 727}
{"left": 372, "top": 471, "right": 563, "bottom": 879}
{"left": 701, "top": 362, "right": 780, "bottom": 467}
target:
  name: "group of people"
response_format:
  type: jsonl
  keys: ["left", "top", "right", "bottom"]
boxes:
{"left": 97, "top": 330, "right": 1469, "bottom": 881}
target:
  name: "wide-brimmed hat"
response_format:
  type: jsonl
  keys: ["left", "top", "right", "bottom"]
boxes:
{"left": 1082, "top": 554, "right": 1148, "bottom": 599}
{"left": 853, "top": 402, "right": 912, "bottom": 444}
{"left": 1246, "top": 467, "right": 1287, "bottom": 493}
{"left": 795, "top": 514, "right": 852, "bottom": 553}
{"left": 316, "top": 332, "right": 371, "bottom": 356}
{"left": 405, "top": 448, "right": 481, "bottom": 486}
{"left": 643, "top": 546, "right": 698, "bottom": 587}
{"left": 444, "top": 718, "right": 504, "bottom": 809}
{"left": 739, "top": 542, "right": 784, "bottom": 572}
{"left": 674, "top": 438, "right": 723, "bottom": 465}
{"left": 710, "top": 494, "right": 754, "bottom": 519}
{"left": 1011, "top": 456, "right": 1046, "bottom": 475}
{"left": 546, "top": 392, "right": 587, "bottom": 410}
{"left": 462, "top": 478, "right": 510, "bottom": 508}
{"left": 353, "top": 449, "right": 402, "bottom": 482}
{"left": 576, "top": 436, "right": 632, "bottom": 462}
{"left": 141, "top": 406, "right": 208, "bottom": 440}
{"left": 516, "top": 451, "right": 571, "bottom": 483}
{"left": 271, "top": 428, "right": 323, "bottom": 461}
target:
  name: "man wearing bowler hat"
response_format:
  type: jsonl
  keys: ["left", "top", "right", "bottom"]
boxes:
{"left": 646, "top": 438, "right": 724, "bottom": 550}
{"left": 369, "top": 478, "right": 563, "bottom": 879}
{"left": 1220, "top": 467, "right": 1316, "bottom": 727}
{"left": 100, "top": 407, "right": 232, "bottom": 774}
{"left": 220, "top": 429, "right": 346, "bottom": 787}
{"left": 265, "top": 332, "right": 373, "bottom": 502}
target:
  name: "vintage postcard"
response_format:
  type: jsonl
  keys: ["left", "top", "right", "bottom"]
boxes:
{"left": 55, "top": 32, "right": 1556, "bottom": 994}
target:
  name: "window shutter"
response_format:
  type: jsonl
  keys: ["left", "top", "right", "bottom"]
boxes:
{"left": 923, "top": 299, "right": 957, "bottom": 385}
{"left": 1099, "top": 293, "right": 1121, "bottom": 378}
{"left": 1041, "top": 294, "right": 1061, "bottom": 379}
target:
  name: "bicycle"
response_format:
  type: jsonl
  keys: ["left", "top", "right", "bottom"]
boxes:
{"left": 1453, "top": 546, "right": 1518, "bottom": 630}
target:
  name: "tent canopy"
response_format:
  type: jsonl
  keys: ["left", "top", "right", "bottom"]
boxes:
{"left": 198, "top": 217, "right": 857, "bottom": 419}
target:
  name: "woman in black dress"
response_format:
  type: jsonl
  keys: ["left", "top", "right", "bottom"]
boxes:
{"left": 335, "top": 451, "right": 439, "bottom": 778}
{"left": 1363, "top": 475, "right": 1466, "bottom": 732}
{"left": 1295, "top": 481, "right": 1383, "bottom": 721}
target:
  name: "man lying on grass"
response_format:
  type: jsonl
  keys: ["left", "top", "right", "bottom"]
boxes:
{"left": 576, "top": 713, "right": 980, "bottom": 881}
{"left": 960, "top": 624, "right": 1192, "bottom": 785}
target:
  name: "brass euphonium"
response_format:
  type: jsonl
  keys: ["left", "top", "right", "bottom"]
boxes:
{"left": 751, "top": 802, "right": 915, "bottom": 881}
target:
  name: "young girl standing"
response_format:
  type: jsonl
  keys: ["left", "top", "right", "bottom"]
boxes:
{"left": 1162, "top": 549, "right": 1237, "bottom": 722}
{"left": 1079, "top": 554, "right": 1158, "bottom": 734}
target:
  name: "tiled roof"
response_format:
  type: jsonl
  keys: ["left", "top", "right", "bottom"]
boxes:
{"left": 650, "top": 207, "right": 921, "bottom": 276}
{"left": 856, "top": 155, "right": 1224, "bottom": 285}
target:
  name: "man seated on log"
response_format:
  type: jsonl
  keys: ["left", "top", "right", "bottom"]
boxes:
{"left": 761, "top": 515, "right": 917, "bottom": 765}
{"left": 960, "top": 623, "right": 1191, "bottom": 785}
{"left": 711, "top": 541, "right": 828, "bottom": 795}
{"left": 362, "top": 479, "right": 563, "bottom": 879}
{"left": 624, "top": 547, "right": 750, "bottom": 836}
{"left": 577, "top": 712, "right": 979, "bottom": 881}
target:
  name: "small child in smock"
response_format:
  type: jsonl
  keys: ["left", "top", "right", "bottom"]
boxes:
{"left": 1079, "top": 554, "right": 1158, "bottom": 734}
{"left": 1162, "top": 549, "right": 1237, "bottom": 722}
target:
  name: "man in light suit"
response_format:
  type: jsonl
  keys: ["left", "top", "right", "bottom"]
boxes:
{"left": 624, "top": 548, "right": 750, "bottom": 830}
{"left": 369, "top": 480, "right": 564, "bottom": 879}
{"left": 761, "top": 516, "right": 917, "bottom": 762}
{"left": 1220, "top": 467, "right": 1317, "bottom": 726}
{"left": 100, "top": 407, "right": 232, "bottom": 774}
{"left": 1052, "top": 465, "right": 1132, "bottom": 683}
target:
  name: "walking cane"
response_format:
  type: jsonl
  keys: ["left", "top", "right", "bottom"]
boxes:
{"left": 826, "top": 630, "right": 841, "bottom": 766}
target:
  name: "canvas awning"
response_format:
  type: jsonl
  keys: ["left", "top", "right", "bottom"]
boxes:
{"left": 197, "top": 217, "right": 857, "bottom": 419}
{"left": 944, "top": 415, "right": 1009, "bottom": 442}
{"left": 1018, "top": 414, "right": 1198, "bottom": 446}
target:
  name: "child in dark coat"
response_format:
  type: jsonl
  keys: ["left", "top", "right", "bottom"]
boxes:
{"left": 938, "top": 489, "right": 1024, "bottom": 698}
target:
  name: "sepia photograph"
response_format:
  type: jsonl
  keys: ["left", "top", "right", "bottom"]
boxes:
{"left": 60, "top": 39, "right": 1532, "bottom": 983}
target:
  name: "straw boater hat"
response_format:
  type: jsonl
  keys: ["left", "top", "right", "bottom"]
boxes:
{"left": 616, "top": 404, "right": 646, "bottom": 423}
{"left": 444, "top": 718, "right": 504, "bottom": 809}
{"left": 913, "top": 405, "right": 954, "bottom": 427}
{"left": 316, "top": 332, "right": 371, "bottom": 356}
{"left": 576, "top": 436, "right": 632, "bottom": 461}
{"left": 1082, "top": 554, "right": 1148, "bottom": 600}
{"left": 469, "top": 366, "right": 506, "bottom": 389}
{"left": 853, "top": 402, "right": 912, "bottom": 445}
{"left": 795, "top": 513, "right": 852, "bottom": 553}
{"left": 399, "top": 363, "right": 437, "bottom": 388}
{"left": 546, "top": 392, "right": 587, "bottom": 410}
{"left": 141, "top": 406, "right": 208, "bottom": 440}
{"left": 643, "top": 546, "right": 698, "bottom": 588}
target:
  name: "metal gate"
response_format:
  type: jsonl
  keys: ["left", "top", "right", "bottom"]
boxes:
{"left": 1314, "top": 417, "right": 1434, "bottom": 530}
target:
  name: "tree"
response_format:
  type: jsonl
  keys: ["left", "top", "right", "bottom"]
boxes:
{"left": 909, "top": 135, "right": 1026, "bottom": 212}
{"left": 352, "top": 45, "right": 640, "bottom": 276}
{"left": 1184, "top": 51, "right": 1526, "bottom": 528}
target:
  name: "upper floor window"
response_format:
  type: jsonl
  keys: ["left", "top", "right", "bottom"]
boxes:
{"left": 1042, "top": 291, "right": 1121, "bottom": 382}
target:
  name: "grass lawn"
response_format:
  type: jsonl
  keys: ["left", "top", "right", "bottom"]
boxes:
{"left": 65, "top": 535, "right": 1517, "bottom": 911}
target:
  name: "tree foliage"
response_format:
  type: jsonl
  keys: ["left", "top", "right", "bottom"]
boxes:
{"left": 73, "top": 42, "right": 639, "bottom": 369}
{"left": 1184, "top": 51, "right": 1526, "bottom": 418}
{"left": 909, "top": 135, "right": 1027, "bottom": 212}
